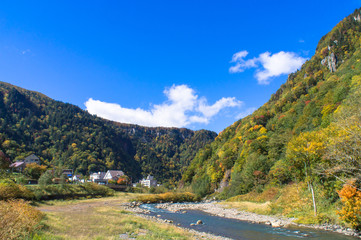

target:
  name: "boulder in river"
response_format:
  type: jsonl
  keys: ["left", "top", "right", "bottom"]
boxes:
{"left": 271, "top": 221, "right": 283, "bottom": 228}
{"left": 196, "top": 220, "right": 203, "bottom": 225}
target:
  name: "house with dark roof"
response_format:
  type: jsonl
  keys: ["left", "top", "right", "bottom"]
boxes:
{"left": 23, "top": 154, "right": 40, "bottom": 165}
{"left": 103, "top": 170, "right": 124, "bottom": 181}
{"left": 10, "top": 154, "right": 41, "bottom": 172}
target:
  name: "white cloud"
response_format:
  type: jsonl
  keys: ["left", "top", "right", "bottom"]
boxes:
{"left": 236, "top": 107, "right": 257, "bottom": 119}
{"left": 229, "top": 50, "right": 307, "bottom": 84}
{"left": 85, "top": 84, "right": 242, "bottom": 128}
{"left": 231, "top": 50, "right": 249, "bottom": 62}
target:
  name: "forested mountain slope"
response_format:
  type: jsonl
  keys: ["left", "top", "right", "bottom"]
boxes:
{"left": 183, "top": 8, "right": 361, "bottom": 198}
{"left": 0, "top": 82, "right": 216, "bottom": 182}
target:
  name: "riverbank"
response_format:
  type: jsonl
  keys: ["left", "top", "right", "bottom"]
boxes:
{"left": 35, "top": 193, "right": 230, "bottom": 239}
{"left": 122, "top": 201, "right": 361, "bottom": 238}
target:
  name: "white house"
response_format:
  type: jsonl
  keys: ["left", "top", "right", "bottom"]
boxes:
{"left": 90, "top": 172, "right": 106, "bottom": 182}
{"left": 103, "top": 170, "right": 124, "bottom": 181}
{"left": 71, "top": 175, "right": 84, "bottom": 183}
{"left": 140, "top": 175, "right": 157, "bottom": 188}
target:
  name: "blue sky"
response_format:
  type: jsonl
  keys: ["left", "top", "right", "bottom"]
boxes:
{"left": 0, "top": 1, "right": 360, "bottom": 133}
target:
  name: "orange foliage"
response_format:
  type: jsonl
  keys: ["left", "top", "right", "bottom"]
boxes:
{"left": 117, "top": 176, "right": 129, "bottom": 185}
{"left": 337, "top": 182, "right": 361, "bottom": 230}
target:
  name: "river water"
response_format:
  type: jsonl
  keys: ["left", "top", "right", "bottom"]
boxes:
{"left": 140, "top": 204, "right": 358, "bottom": 240}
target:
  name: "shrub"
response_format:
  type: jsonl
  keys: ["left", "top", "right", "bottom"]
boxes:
{"left": 0, "top": 180, "right": 34, "bottom": 200}
{"left": 28, "top": 182, "right": 114, "bottom": 200}
{"left": 38, "top": 171, "right": 53, "bottom": 186}
{"left": 23, "top": 163, "right": 47, "bottom": 180}
{"left": 337, "top": 182, "right": 361, "bottom": 230}
{"left": 0, "top": 199, "right": 43, "bottom": 239}
{"left": 136, "top": 192, "right": 200, "bottom": 203}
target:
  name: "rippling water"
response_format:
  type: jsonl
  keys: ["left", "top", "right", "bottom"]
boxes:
{"left": 140, "top": 204, "right": 358, "bottom": 240}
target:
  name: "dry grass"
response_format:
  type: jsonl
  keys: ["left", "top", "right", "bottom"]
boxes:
{"left": 0, "top": 199, "right": 43, "bottom": 240}
{"left": 221, "top": 183, "right": 339, "bottom": 225}
{"left": 226, "top": 187, "right": 280, "bottom": 203}
{"left": 35, "top": 192, "right": 200, "bottom": 239}
{"left": 220, "top": 201, "right": 272, "bottom": 215}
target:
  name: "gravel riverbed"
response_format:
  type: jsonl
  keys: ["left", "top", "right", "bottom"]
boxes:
{"left": 122, "top": 201, "right": 361, "bottom": 239}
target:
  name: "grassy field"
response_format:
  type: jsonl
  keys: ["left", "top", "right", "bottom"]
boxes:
{"left": 34, "top": 192, "right": 202, "bottom": 240}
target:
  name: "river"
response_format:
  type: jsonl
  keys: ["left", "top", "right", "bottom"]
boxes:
{"left": 140, "top": 204, "right": 358, "bottom": 240}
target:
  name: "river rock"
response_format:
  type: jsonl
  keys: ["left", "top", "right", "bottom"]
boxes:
{"left": 271, "top": 221, "right": 283, "bottom": 228}
{"left": 196, "top": 220, "right": 203, "bottom": 225}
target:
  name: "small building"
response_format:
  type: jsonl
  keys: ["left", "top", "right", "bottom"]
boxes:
{"left": 71, "top": 175, "right": 84, "bottom": 183}
{"left": 9, "top": 161, "right": 26, "bottom": 172}
{"left": 62, "top": 169, "right": 73, "bottom": 177}
{"left": 10, "top": 154, "right": 41, "bottom": 172}
{"left": 23, "top": 154, "right": 40, "bottom": 165}
{"left": 90, "top": 172, "right": 106, "bottom": 182}
{"left": 103, "top": 170, "right": 125, "bottom": 181}
{"left": 140, "top": 175, "right": 157, "bottom": 188}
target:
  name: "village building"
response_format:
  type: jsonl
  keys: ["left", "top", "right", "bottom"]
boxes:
{"left": 71, "top": 175, "right": 84, "bottom": 183}
{"left": 62, "top": 169, "right": 73, "bottom": 177}
{"left": 23, "top": 154, "right": 40, "bottom": 165}
{"left": 140, "top": 175, "right": 157, "bottom": 188}
{"left": 89, "top": 170, "right": 125, "bottom": 184}
{"left": 10, "top": 154, "right": 40, "bottom": 172}
{"left": 9, "top": 161, "right": 26, "bottom": 172}
{"left": 103, "top": 170, "right": 125, "bottom": 181}
{"left": 90, "top": 172, "right": 106, "bottom": 182}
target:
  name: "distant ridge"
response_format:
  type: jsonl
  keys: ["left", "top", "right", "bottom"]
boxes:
{"left": 0, "top": 81, "right": 216, "bottom": 183}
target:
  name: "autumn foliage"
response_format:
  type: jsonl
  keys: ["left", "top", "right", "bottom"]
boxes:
{"left": 0, "top": 199, "right": 43, "bottom": 239}
{"left": 337, "top": 182, "right": 361, "bottom": 230}
{"left": 117, "top": 175, "right": 129, "bottom": 185}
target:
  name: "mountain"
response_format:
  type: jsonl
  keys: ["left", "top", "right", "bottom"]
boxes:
{"left": 0, "top": 81, "right": 216, "bottom": 182}
{"left": 182, "top": 8, "right": 361, "bottom": 198}
{"left": 113, "top": 123, "right": 217, "bottom": 184}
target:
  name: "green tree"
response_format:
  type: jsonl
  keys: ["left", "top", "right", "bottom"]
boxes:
{"left": 38, "top": 171, "right": 53, "bottom": 186}
{"left": 23, "top": 163, "right": 47, "bottom": 180}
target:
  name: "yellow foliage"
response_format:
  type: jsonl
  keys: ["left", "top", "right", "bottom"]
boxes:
{"left": 256, "top": 135, "right": 268, "bottom": 141}
{"left": 0, "top": 199, "right": 43, "bottom": 239}
{"left": 259, "top": 126, "right": 267, "bottom": 134}
{"left": 217, "top": 150, "right": 224, "bottom": 158}
{"left": 321, "top": 104, "right": 335, "bottom": 116}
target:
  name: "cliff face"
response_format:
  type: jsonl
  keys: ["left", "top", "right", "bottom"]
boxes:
{"left": 182, "top": 8, "right": 361, "bottom": 197}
